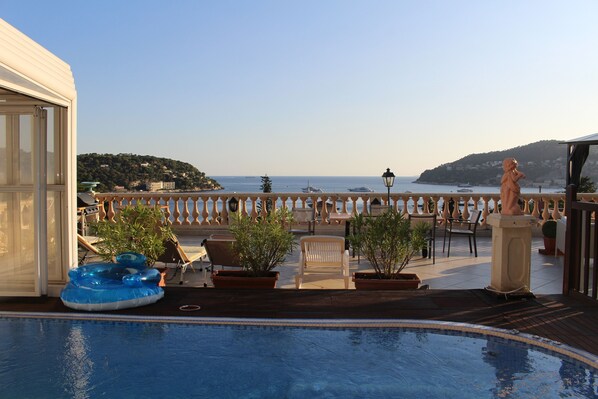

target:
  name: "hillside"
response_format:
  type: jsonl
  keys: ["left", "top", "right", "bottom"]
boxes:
{"left": 415, "top": 140, "right": 576, "bottom": 187}
{"left": 77, "top": 153, "right": 222, "bottom": 192}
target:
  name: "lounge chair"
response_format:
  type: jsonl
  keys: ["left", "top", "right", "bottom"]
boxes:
{"left": 295, "top": 235, "right": 349, "bottom": 289}
{"left": 77, "top": 234, "right": 103, "bottom": 264}
{"left": 155, "top": 234, "right": 207, "bottom": 285}
{"left": 202, "top": 237, "right": 242, "bottom": 273}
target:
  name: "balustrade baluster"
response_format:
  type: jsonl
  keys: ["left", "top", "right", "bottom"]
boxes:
{"left": 181, "top": 196, "right": 191, "bottom": 226}
{"left": 451, "top": 197, "right": 460, "bottom": 219}
{"left": 531, "top": 197, "right": 542, "bottom": 219}
{"left": 172, "top": 197, "right": 181, "bottom": 225}
{"left": 440, "top": 196, "right": 449, "bottom": 222}
{"left": 320, "top": 196, "right": 330, "bottom": 221}
{"left": 96, "top": 195, "right": 107, "bottom": 221}
{"left": 221, "top": 197, "right": 229, "bottom": 225}
{"left": 209, "top": 197, "right": 219, "bottom": 225}
{"left": 460, "top": 197, "right": 470, "bottom": 221}
{"left": 239, "top": 196, "right": 248, "bottom": 218}
{"left": 551, "top": 198, "right": 562, "bottom": 220}
{"left": 541, "top": 197, "right": 551, "bottom": 223}
{"left": 249, "top": 196, "right": 258, "bottom": 220}
{"left": 350, "top": 197, "right": 358, "bottom": 216}
{"left": 522, "top": 197, "right": 530, "bottom": 214}
{"left": 162, "top": 196, "right": 172, "bottom": 224}
{"left": 106, "top": 197, "right": 116, "bottom": 222}
{"left": 191, "top": 197, "right": 200, "bottom": 225}
{"left": 429, "top": 196, "right": 438, "bottom": 216}
{"left": 201, "top": 198, "right": 210, "bottom": 225}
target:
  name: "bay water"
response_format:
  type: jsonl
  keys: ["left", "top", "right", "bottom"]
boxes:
{"left": 208, "top": 176, "right": 552, "bottom": 194}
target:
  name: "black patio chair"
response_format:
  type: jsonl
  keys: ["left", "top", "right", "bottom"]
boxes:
{"left": 442, "top": 209, "right": 482, "bottom": 257}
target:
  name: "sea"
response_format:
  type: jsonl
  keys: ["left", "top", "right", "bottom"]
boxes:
{"left": 207, "top": 176, "right": 554, "bottom": 194}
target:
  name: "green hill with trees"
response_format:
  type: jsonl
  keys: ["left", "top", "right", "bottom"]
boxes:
{"left": 77, "top": 153, "right": 222, "bottom": 192}
{"left": 416, "top": 140, "right": 572, "bottom": 187}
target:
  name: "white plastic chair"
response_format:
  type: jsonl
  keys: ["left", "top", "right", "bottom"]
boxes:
{"left": 295, "top": 235, "right": 349, "bottom": 289}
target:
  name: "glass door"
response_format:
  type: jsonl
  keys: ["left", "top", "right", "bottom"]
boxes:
{"left": 0, "top": 105, "right": 62, "bottom": 296}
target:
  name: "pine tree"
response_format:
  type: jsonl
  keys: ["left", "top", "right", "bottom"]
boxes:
{"left": 259, "top": 175, "right": 273, "bottom": 214}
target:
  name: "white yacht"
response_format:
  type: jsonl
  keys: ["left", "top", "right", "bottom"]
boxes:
{"left": 348, "top": 186, "right": 374, "bottom": 193}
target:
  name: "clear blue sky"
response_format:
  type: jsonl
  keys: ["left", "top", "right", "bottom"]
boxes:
{"left": 3, "top": 1, "right": 598, "bottom": 176}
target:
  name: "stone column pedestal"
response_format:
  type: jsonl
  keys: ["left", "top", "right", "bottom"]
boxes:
{"left": 486, "top": 214, "right": 537, "bottom": 295}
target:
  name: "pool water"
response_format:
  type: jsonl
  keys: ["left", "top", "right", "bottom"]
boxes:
{"left": 0, "top": 316, "right": 596, "bottom": 399}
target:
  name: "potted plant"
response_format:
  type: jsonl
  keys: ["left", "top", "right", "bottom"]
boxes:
{"left": 92, "top": 204, "right": 172, "bottom": 266}
{"left": 349, "top": 209, "right": 427, "bottom": 290}
{"left": 211, "top": 210, "right": 295, "bottom": 289}
{"left": 539, "top": 219, "right": 557, "bottom": 255}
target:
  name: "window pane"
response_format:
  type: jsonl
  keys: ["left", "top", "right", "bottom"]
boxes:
{"left": 46, "top": 107, "right": 62, "bottom": 185}
{"left": 0, "top": 193, "right": 36, "bottom": 293}
{"left": 47, "top": 192, "right": 64, "bottom": 281}
{"left": 19, "top": 115, "right": 33, "bottom": 185}
{"left": 0, "top": 115, "right": 6, "bottom": 184}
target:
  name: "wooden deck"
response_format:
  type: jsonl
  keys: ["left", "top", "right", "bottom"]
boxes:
{"left": 1, "top": 288, "right": 596, "bottom": 357}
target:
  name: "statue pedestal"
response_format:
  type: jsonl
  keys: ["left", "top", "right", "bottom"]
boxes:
{"left": 486, "top": 214, "right": 536, "bottom": 296}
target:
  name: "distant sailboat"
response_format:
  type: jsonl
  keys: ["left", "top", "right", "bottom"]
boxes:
{"left": 302, "top": 180, "right": 323, "bottom": 193}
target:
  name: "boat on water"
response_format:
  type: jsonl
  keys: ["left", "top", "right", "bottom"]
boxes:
{"left": 458, "top": 183, "right": 474, "bottom": 188}
{"left": 302, "top": 180, "right": 323, "bottom": 193}
{"left": 348, "top": 186, "right": 374, "bottom": 193}
{"left": 457, "top": 188, "right": 473, "bottom": 193}
{"left": 302, "top": 186, "right": 323, "bottom": 193}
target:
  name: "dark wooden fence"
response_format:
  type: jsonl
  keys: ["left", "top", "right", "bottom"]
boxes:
{"left": 563, "top": 184, "right": 598, "bottom": 299}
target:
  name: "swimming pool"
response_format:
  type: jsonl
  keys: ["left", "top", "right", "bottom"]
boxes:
{"left": 0, "top": 313, "right": 596, "bottom": 399}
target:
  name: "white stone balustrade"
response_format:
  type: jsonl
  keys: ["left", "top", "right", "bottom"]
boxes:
{"left": 93, "top": 192, "right": 593, "bottom": 229}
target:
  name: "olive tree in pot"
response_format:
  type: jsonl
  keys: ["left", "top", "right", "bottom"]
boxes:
{"left": 212, "top": 210, "right": 295, "bottom": 289}
{"left": 349, "top": 209, "right": 427, "bottom": 289}
{"left": 92, "top": 204, "right": 172, "bottom": 265}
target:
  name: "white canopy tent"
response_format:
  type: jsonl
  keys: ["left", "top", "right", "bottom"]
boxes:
{"left": 0, "top": 18, "right": 77, "bottom": 296}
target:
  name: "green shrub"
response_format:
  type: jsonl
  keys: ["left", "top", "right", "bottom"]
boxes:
{"left": 229, "top": 210, "right": 295, "bottom": 277}
{"left": 541, "top": 220, "right": 557, "bottom": 239}
{"left": 349, "top": 209, "right": 426, "bottom": 279}
{"left": 92, "top": 204, "right": 172, "bottom": 265}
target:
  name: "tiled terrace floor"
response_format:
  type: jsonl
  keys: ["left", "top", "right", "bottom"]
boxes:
{"left": 172, "top": 234, "right": 564, "bottom": 294}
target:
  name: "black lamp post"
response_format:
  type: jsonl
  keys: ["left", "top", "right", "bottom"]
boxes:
{"left": 382, "top": 168, "right": 395, "bottom": 207}
{"left": 228, "top": 196, "right": 239, "bottom": 213}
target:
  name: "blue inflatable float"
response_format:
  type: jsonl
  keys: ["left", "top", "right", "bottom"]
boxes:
{"left": 61, "top": 252, "right": 164, "bottom": 311}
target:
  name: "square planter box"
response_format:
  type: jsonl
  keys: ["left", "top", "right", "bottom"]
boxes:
{"left": 352, "top": 272, "right": 421, "bottom": 290}
{"left": 211, "top": 270, "right": 279, "bottom": 289}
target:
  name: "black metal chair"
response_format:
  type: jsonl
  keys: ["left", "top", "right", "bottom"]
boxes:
{"left": 442, "top": 209, "right": 482, "bottom": 257}
{"left": 409, "top": 213, "right": 437, "bottom": 264}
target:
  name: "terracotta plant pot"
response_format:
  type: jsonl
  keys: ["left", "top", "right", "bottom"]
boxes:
{"left": 539, "top": 237, "right": 556, "bottom": 255}
{"left": 352, "top": 272, "right": 421, "bottom": 290}
{"left": 211, "top": 270, "right": 279, "bottom": 289}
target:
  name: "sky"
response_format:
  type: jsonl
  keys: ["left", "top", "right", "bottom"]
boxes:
{"left": 2, "top": 1, "right": 598, "bottom": 177}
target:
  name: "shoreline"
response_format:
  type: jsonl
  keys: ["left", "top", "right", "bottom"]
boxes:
{"left": 413, "top": 180, "right": 561, "bottom": 190}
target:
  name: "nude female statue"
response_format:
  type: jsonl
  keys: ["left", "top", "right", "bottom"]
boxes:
{"left": 500, "top": 158, "right": 526, "bottom": 216}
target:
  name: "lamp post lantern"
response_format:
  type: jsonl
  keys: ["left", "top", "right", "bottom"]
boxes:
{"left": 382, "top": 168, "right": 395, "bottom": 208}
{"left": 228, "top": 196, "right": 239, "bottom": 213}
